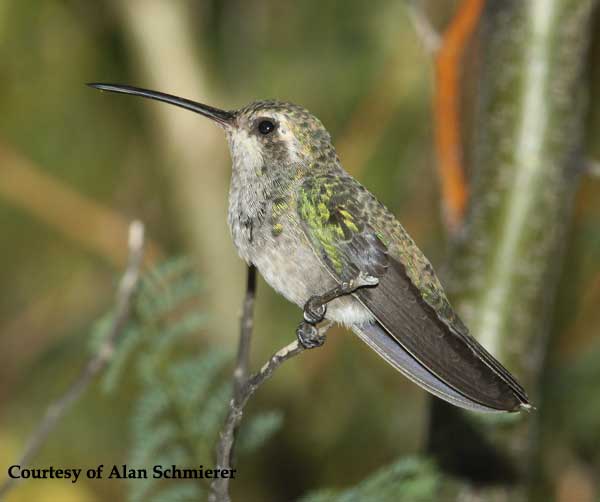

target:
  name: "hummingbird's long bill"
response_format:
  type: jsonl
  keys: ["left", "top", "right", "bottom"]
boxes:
{"left": 87, "top": 83, "right": 234, "bottom": 126}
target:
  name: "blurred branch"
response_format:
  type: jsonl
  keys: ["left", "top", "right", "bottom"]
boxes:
{"left": 0, "top": 270, "right": 110, "bottom": 402}
{"left": 343, "top": 1, "right": 477, "bottom": 234}
{"left": 0, "top": 222, "right": 145, "bottom": 500}
{"left": 112, "top": 0, "right": 243, "bottom": 340}
{"left": 335, "top": 55, "right": 403, "bottom": 176}
{"left": 0, "top": 141, "right": 162, "bottom": 399}
{"left": 434, "top": 0, "right": 484, "bottom": 233}
{"left": 0, "top": 141, "right": 162, "bottom": 266}
{"left": 209, "top": 266, "right": 331, "bottom": 502}
{"left": 430, "top": 0, "right": 597, "bottom": 496}
{"left": 405, "top": 0, "right": 482, "bottom": 234}
{"left": 336, "top": 2, "right": 439, "bottom": 176}
{"left": 405, "top": 0, "right": 442, "bottom": 54}
{"left": 586, "top": 158, "right": 600, "bottom": 176}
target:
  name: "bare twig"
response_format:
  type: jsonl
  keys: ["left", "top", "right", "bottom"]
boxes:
{"left": 209, "top": 332, "right": 330, "bottom": 502}
{"left": 233, "top": 266, "right": 257, "bottom": 402}
{"left": 229, "top": 266, "right": 256, "bottom": 474}
{"left": 0, "top": 221, "right": 145, "bottom": 500}
{"left": 209, "top": 271, "right": 332, "bottom": 502}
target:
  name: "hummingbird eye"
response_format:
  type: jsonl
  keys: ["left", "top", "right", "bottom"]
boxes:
{"left": 257, "top": 119, "right": 276, "bottom": 135}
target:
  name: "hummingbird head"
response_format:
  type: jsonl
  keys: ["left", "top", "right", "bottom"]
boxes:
{"left": 226, "top": 100, "right": 338, "bottom": 173}
{"left": 88, "top": 84, "right": 339, "bottom": 174}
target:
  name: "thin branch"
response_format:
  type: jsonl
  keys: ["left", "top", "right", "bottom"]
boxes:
{"left": 0, "top": 221, "right": 145, "bottom": 500}
{"left": 228, "top": 266, "right": 256, "bottom": 477}
{"left": 209, "top": 286, "right": 332, "bottom": 502}
{"left": 233, "top": 266, "right": 257, "bottom": 402}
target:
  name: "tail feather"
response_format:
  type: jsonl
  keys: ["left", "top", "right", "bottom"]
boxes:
{"left": 352, "top": 322, "right": 511, "bottom": 413}
{"left": 354, "top": 256, "right": 529, "bottom": 412}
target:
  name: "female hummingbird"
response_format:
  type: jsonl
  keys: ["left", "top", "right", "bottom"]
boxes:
{"left": 89, "top": 83, "right": 530, "bottom": 413}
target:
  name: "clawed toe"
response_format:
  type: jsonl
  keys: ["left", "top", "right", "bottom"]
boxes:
{"left": 354, "top": 272, "right": 379, "bottom": 288}
{"left": 296, "top": 322, "right": 326, "bottom": 349}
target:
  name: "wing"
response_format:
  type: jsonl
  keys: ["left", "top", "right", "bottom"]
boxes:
{"left": 296, "top": 174, "right": 389, "bottom": 281}
{"left": 297, "top": 174, "right": 530, "bottom": 412}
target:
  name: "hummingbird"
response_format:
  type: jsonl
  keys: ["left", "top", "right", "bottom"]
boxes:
{"left": 89, "top": 83, "right": 531, "bottom": 413}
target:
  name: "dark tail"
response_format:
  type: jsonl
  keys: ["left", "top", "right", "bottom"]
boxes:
{"left": 352, "top": 322, "right": 529, "bottom": 413}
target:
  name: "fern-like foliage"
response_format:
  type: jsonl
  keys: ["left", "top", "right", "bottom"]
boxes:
{"left": 96, "top": 257, "right": 282, "bottom": 502}
{"left": 299, "top": 457, "right": 441, "bottom": 502}
{"left": 98, "top": 258, "right": 438, "bottom": 502}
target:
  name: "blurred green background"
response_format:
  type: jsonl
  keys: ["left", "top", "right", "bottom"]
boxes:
{"left": 0, "top": 1, "right": 599, "bottom": 501}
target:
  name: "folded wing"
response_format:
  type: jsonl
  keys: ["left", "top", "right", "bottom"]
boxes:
{"left": 296, "top": 173, "right": 530, "bottom": 412}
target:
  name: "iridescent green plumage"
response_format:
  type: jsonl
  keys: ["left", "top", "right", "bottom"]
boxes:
{"left": 297, "top": 173, "right": 451, "bottom": 322}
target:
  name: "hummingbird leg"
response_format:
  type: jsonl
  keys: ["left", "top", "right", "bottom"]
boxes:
{"left": 303, "top": 296, "right": 328, "bottom": 324}
{"left": 302, "top": 272, "right": 379, "bottom": 324}
{"left": 297, "top": 272, "right": 379, "bottom": 349}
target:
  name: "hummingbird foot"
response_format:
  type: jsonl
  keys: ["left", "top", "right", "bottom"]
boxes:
{"left": 301, "top": 272, "right": 379, "bottom": 325}
{"left": 303, "top": 296, "right": 328, "bottom": 324}
{"left": 296, "top": 321, "right": 327, "bottom": 349}
{"left": 297, "top": 272, "right": 379, "bottom": 349}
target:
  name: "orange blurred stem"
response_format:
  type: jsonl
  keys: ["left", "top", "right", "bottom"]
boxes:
{"left": 434, "top": 0, "right": 485, "bottom": 232}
